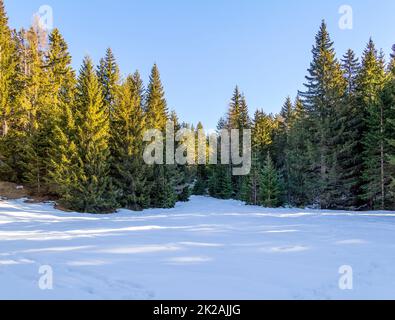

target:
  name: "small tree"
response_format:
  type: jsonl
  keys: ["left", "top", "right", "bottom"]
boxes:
{"left": 260, "top": 152, "right": 283, "bottom": 208}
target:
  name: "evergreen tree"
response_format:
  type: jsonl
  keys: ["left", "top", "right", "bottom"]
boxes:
{"left": 336, "top": 49, "right": 362, "bottom": 209}
{"left": 388, "top": 45, "right": 395, "bottom": 77}
{"left": 192, "top": 122, "right": 208, "bottom": 195}
{"left": 0, "top": 1, "right": 19, "bottom": 180}
{"left": 44, "top": 29, "right": 77, "bottom": 195}
{"left": 227, "top": 87, "right": 251, "bottom": 198}
{"left": 145, "top": 64, "right": 168, "bottom": 130}
{"left": 208, "top": 117, "right": 233, "bottom": 199}
{"left": 0, "top": 0, "right": 16, "bottom": 137}
{"left": 299, "top": 21, "right": 347, "bottom": 208}
{"left": 240, "top": 110, "right": 276, "bottom": 205}
{"left": 273, "top": 96, "right": 293, "bottom": 203}
{"left": 240, "top": 152, "right": 261, "bottom": 205}
{"left": 285, "top": 97, "right": 311, "bottom": 207}
{"left": 63, "top": 56, "right": 115, "bottom": 213}
{"left": 111, "top": 71, "right": 149, "bottom": 210}
{"left": 381, "top": 79, "right": 395, "bottom": 209}
{"left": 208, "top": 164, "right": 233, "bottom": 199}
{"left": 357, "top": 40, "right": 389, "bottom": 209}
{"left": 13, "top": 25, "right": 52, "bottom": 194}
{"left": 228, "top": 86, "right": 250, "bottom": 129}
{"left": 145, "top": 64, "right": 177, "bottom": 208}
{"left": 260, "top": 152, "right": 283, "bottom": 208}
{"left": 97, "top": 48, "right": 120, "bottom": 117}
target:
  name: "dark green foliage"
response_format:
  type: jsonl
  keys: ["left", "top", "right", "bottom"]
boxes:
{"left": 357, "top": 41, "right": 388, "bottom": 210}
{"left": 208, "top": 165, "right": 233, "bottom": 200}
{"left": 260, "top": 152, "right": 283, "bottom": 208}
{"left": 1, "top": 0, "right": 395, "bottom": 213}
{"left": 240, "top": 152, "right": 261, "bottom": 205}
{"left": 178, "top": 186, "right": 191, "bottom": 202}
{"left": 59, "top": 57, "right": 116, "bottom": 213}
{"left": 144, "top": 64, "right": 179, "bottom": 208}
{"left": 97, "top": 48, "right": 120, "bottom": 117}
{"left": 299, "top": 21, "right": 347, "bottom": 209}
{"left": 193, "top": 165, "right": 208, "bottom": 195}
{"left": 110, "top": 72, "right": 149, "bottom": 211}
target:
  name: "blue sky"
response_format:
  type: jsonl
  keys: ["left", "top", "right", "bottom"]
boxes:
{"left": 5, "top": 0, "right": 395, "bottom": 129}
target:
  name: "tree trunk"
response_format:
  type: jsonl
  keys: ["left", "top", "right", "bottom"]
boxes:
{"left": 380, "top": 104, "right": 385, "bottom": 210}
{"left": 2, "top": 119, "right": 8, "bottom": 136}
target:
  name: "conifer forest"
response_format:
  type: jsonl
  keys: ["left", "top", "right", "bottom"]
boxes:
{"left": 1, "top": 1, "right": 395, "bottom": 214}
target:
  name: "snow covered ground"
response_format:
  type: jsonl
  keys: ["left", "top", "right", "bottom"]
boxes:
{"left": 0, "top": 196, "right": 395, "bottom": 300}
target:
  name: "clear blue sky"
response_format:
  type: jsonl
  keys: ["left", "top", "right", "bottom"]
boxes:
{"left": 5, "top": 0, "right": 395, "bottom": 129}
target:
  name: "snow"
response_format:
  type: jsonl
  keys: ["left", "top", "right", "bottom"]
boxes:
{"left": 0, "top": 196, "right": 395, "bottom": 300}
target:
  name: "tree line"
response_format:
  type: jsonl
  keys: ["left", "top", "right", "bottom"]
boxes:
{"left": 201, "top": 21, "right": 395, "bottom": 211}
{"left": 0, "top": 1, "right": 394, "bottom": 212}
{"left": 0, "top": 2, "right": 195, "bottom": 212}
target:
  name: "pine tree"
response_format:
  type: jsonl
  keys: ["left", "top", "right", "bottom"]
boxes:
{"left": 252, "top": 109, "right": 276, "bottom": 160}
{"left": 240, "top": 152, "right": 261, "bottom": 205}
{"left": 228, "top": 86, "right": 250, "bottom": 129}
{"left": 357, "top": 40, "right": 389, "bottom": 209}
{"left": 299, "top": 21, "right": 347, "bottom": 209}
{"left": 44, "top": 29, "right": 77, "bottom": 195}
{"left": 145, "top": 64, "right": 177, "bottom": 208}
{"left": 273, "top": 96, "right": 293, "bottom": 204}
{"left": 260, "top": 152, "right": 283, "bottom": 208}
{"left": 64, "top": 56, "right": 115, "bottom": 213}
{"left": 0, "top": 1, "right": 19, "bottom": 180}
{"left": 285, "top": 97, "right": 311, "bottom": 207}
{"left": 97, "top": 48, "right": 120, "bottom": 117}
{"left": 240, "top": 109, "right": 276, "bottom": 205}
{"left": 336, "top": 49, "right": 362, "bottom": 209}
{"left": 227, "top": 87, "right": 251, "bottom": 198}
{"left": 208, "top": 164, "right": 232, "bottom": 199}
{"left": 145, "top": 64, "right": 168, "bottom": 130}
{"left": 13, "top": 24, "right": 52, "bottom": 194}
{"left": 208, "top": 117, "right": 233, "bottom": 199}
{"left": 193, "top": 122, "right": 208, "bottom": 195}
{"left": 381, "top": 79, "right": 395, "bottom": 210}
{"left": 0, "top": 0, "right": 16, "bottom": 137}
{"left": 386, "top": 46, "right": 395, "bottom": 209}
{"left": 111, "top": 71, "right": 149, "bottom": 210}
{"left": 388, "top": 45, "right": 395, "bottom": 77}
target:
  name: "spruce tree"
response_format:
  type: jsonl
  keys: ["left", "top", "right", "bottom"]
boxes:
{"left": 240, "top": 110, "right": 276, "bottom": 205}
{"left": 44, "top": 29, "right": 77, "bottom": 195}
{"left": 145, "top": 64, "right": 177, "bottom": 208}
{"left": 145, "top": 64, "right": 169, "bottom": 130}
{"left": 0, "top": 0, "right": 16, "bottom": 137}
{"left": 357, "top": 40, "right": 389, "bottom": 209}
{"left": 381, "top": 80, "right": 395, "bottom": 209}
{"left": 336, "top": 49, "right": 362, "bottom": 209}
{"left": 13, "top": 25, "right": 52, "bottom": 194}
{"left": 208, "top": 117, "right": 233, "bottom": 199}
{"left": 285, "top": 97, "right": 311, "bottom": 207}
{"left": 111, "top": 71, "right": 149, "bottom": 210}
{"left": 273, "top": 96, "right": 293, "bottom": 204}
{"left": 193, "top": 122, "right": 208, "bottom": 195}
{"left": 65, "top": 56, "right": 115, "bottom": 213}
{"left": 227, "top": 87, "right": 251, "bottom": 198}
{"left": 299, "top": 21, "right": 347, "bottom": 209}
{"left": 208, "top": 164, "right": 232, "bottom": 199}
{"left": 0, "top": 1, "right": 19, "bottom": 180}
{"left": 260, "top": 152, "right": 283, "bottom": 208}
{"left": 240, "top": 152, "right": 261, "bottom": 205}
{"left": 97, "top": 48, "right": 120, "bottom": 117}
